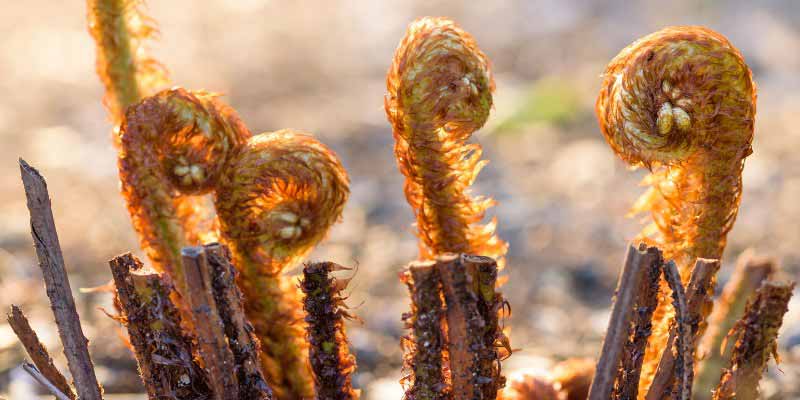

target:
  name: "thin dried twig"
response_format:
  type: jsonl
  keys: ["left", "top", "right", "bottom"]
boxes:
{"left": 182, "top": 247, "right": 239, "bottom": 400}
{"left": 19, "top": 159, "right": 103, "bottom": 400}
{"left": 402, "top": 260, "right": 449, "bottom": 400}
{"left": 8, "top": 305, "right": 76, "bottom": 400}
{"left": 713, "top": 281, "right": 794, "bottom": 400}
{"left": 301, "top": 261, "right": 359, "bottom": 400}
{"left": 589, "top": 243, "right": 663, "bottom": 400}
{"left": 204, "top": 243, "right": 273, "bottom": 399}
{"left": 694, "top": 251, "right": 775, "bottom": 399}
{"left": 439, "top": 254, "right": 504, "bottom": 400}
{"left": 22, "top": 363, "right": 72, "bottom": 400}
{"left": 109, "top": 253, "right": 210, "bottom": 399}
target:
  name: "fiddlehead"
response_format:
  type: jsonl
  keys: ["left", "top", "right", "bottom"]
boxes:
{"left": 119, "top": 87, "right": 250, "bottom": 291}
{"left": 214, "top": 129, "right": 349, "bottom": 399}
{"left": 88, "top": 1, "right": 222, "bottom": 289}
{"left": 87, "top": 0, "right": 168, "bottom": 125}
{"left": 596, "top": 26, "right": 756, "bottom": 396}
{"left": 385, "top": 17, "right": 507, "bottom": 262}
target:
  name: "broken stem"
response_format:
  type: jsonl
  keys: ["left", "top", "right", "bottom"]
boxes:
{"left": 439, "top": 254, "right": 504, "bottom": 400}
{"left": 182, "top": 247, "right": 239, "bottom": 400}
{"left": 713, "top": 281, "right": 794, "bottom": 400}
{"left": 589, "top": 243, "right": 662, "bottom": 400}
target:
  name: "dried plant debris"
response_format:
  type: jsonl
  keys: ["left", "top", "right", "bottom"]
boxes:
{"left": 712, "top": 281, "right": 794, "bottom": 400}
{"left": 19, "top": 159, "right": 104, "bottom": 400}
{"left": 646, "top": 259, "right": 719, "bottom": 400}
{"left": 301, "top": 261, "right": 359, "bottom": 400}
{"left": 439, "top": 254, "right": 506, "bottom": 400}
{"left": 205, "top": 243, "right": 273, "bottom": 399}
{"left": 614, "top": 245, "right": 662, "bottom": 400}
{"left": 109, "top": 253, "right": 211, "bottom": 399}
{"left": 402, "top": 261, "right": 449, "bottom": 400}
{"left": 7, "top": 305, "right": 76, "bottom": 400}
{"left": 694, "top": 251, "right": 776, "bottom": 399}
{"left": 590, "top": 243, "right": 662, "bottom": 400}
{"left": 658, "top": 261, "right": 693, "bottom": 400}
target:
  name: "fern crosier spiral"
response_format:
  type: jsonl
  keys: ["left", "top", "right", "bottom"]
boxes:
{"left": 596, "top": 26, "right": 756, "bottom": 396}
{"left": 119, "top": 87, "right": 250, "bottom": 292}
{"left": 385, "top": 17, "right": 507, "bottom": 262}
{"left": 214, "top": 130, "right": 349, "bottom": 399}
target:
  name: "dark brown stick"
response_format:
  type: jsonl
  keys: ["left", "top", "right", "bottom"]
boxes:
{"left": 646, "top": 259, "right": 719, "bottom": 400}
{"left": 204, "top": 243, "right": 273, "bottom": 400}
{"left": 713, "top": 281, "right": 794, "bottom": 400}
{"left": 301, "top": 261, "right": 358, "bottom": 400}
{"left": 614, "top": 245, "right": 662, "bottom": 400}
{"left": 588, "top": 243, "right": 663, "bottom": 400}
{"left": 19, "top": 159, "right": 103, "bottom": 400}
{"left": 8, "top": 306, "right": 76, "bottom": 400}
{"left": 109, "top": 253, "right": 211, "bottom": 399}
{"left": 402, "top": 260, "right": 449, "bottom": 400}
{"left": 694, "top": 251, "right": 775, "bottom": 399}
{"left": 439, "top": 254, "right": 504, "bottom": 400}
{"left": 22, "top": 363, "right": 72, "bottom": 400}
{"left": 655, "top": 261, "right": 692, "bottom": 400}
{"left": 182, "top": 247, "right": 239, "bottom": 400}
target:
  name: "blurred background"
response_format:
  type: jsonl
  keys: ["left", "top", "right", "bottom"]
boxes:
{"left": 1, "top": 0, "right": 799, "bottom": 398}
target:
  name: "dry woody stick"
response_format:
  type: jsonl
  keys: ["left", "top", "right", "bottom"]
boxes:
{"left": 109, "top": 253, "right": 211, "bottom": 399}
{"left": 204, "top": 243, "right": 273, "bottom": 399}
{"left": 646, "top": 259, "right": 719, "bottom": 400}
{"left": 713, "top": 281, "right": 794, "bottom": 400}
{"left": 658, "top": 261, "right": 692, "bottom": 400}
{"left": 181, "top": 247, "right": 240, "bottom": 400}
{"left": 438, "top": 254, "right": 505, "bottom": 400}
{"left": 694, "top": 252, "right": 775, "bottom": 399}
{"left": 301, "top": 262, "right": 359, "bottom": 400}
{"left": 19, "top": 159, "right": 104, "bottom": 400}
{"left": 402, "top": 261, "right": 449, "bottom": 400}
{"left": 613, "top": 245, "right": 662, "bottom": 400}
{"left": 22, "top": 363, "right": 73, "bottom": 400}
{"left": 7, "top": 306, "right": 76, "bottom": 400}
{"left": 589, "top": 243, "right": 662, "bottom": 400}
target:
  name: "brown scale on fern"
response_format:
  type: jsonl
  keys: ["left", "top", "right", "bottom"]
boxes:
{"left": 385, "top": 17, "right": 507, "bottom": 263}
{"left": 596, "top": 26, "right": 756, "bottom": 396}
{"left": 214, "top": 130, "right": 349, "bottom": 399}
{"left": 119, "top": 88, "right": 250, "bottom": 293}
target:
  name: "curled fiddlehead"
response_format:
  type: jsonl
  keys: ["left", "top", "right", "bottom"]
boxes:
{"left": 596, "top": 26, "right": 756, "bottom": 395}
{"left": 120, "top": 88, "right": 250, "bottom": 292}
{"left": 215, "top": 129, "right": 349, "bottom": 399}
{"left": 385, "top": 17, "right": 507, "bottom": 262}
{"left": 88, "top": 0, "right": 224, "bottom": 290}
